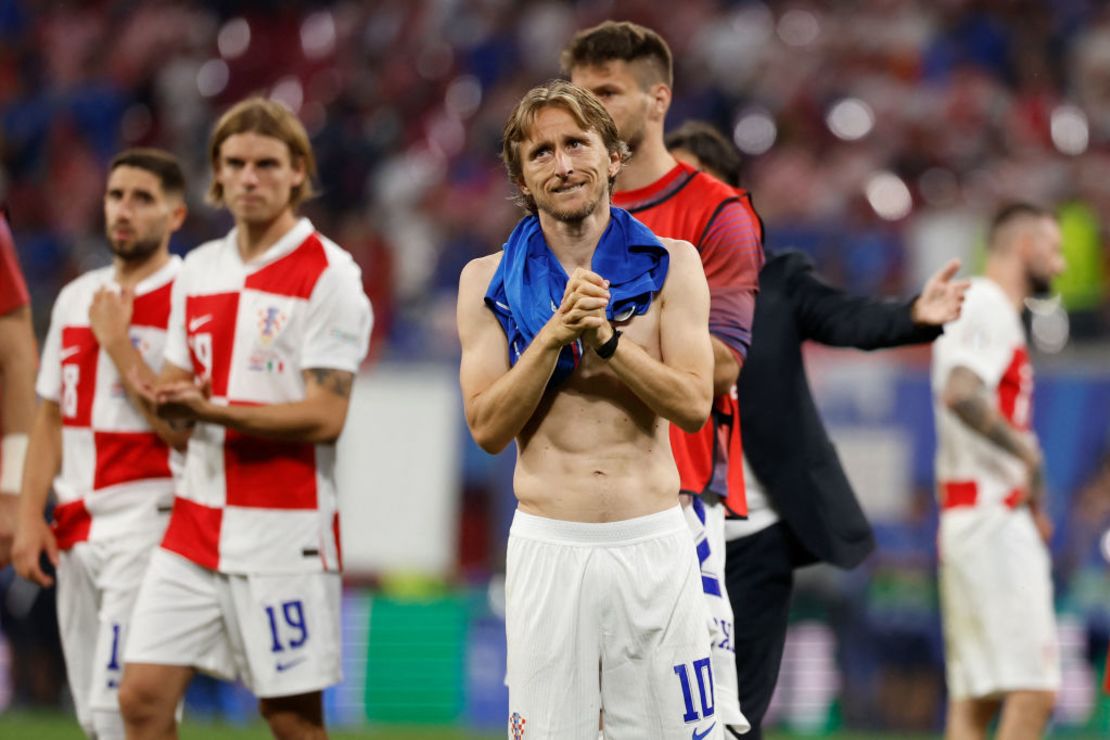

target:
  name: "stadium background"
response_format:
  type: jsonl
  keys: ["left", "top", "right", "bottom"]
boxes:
{"left": 2, "top": 0, "right": 1110, "bottom": 736}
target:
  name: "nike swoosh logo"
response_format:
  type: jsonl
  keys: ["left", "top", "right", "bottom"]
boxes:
{"left": 692, "top": 721, "right": 716, "bottom": 740}
{"left": 60, "top": 346, "right": 81, "bottom": 361}
{"left": 189, "top": 314, "right": 213, "bottom": 332}
{"left": 275, "top": 656, "right": 307, "bottom": 673}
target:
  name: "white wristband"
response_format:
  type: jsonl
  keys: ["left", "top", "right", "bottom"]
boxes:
{"left": 1, "top": 433, "right": 28, "bottom": 495}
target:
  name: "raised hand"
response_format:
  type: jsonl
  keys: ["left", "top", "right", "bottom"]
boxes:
{"left": 912, "top": 258, "right": 970, "bottom": 326}
{"left": 88, "top": 286, "right": 134, "bottom": 348}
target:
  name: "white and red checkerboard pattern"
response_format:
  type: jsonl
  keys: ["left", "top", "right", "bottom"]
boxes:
{"left": 37, "top": 258, "right": 182, "bottom": 549}
{"left": 931, "top": 277, "right": 1035, "bottom": 510}
{"left": 161, "top": 218, "right": 372, "bottom": 575}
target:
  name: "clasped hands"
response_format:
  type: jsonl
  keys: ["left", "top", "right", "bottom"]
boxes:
{"left": 543, "top": 268, "right": 614, "bottom": 350}
{"left": 130, "top": 367, "right": 213, "bottom": 424}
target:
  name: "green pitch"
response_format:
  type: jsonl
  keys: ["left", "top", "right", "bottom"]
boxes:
{"left": 2, "top": 712, "right": 1104, "bottom": 739}
{"left": 0, "top": 711, "right": 943, "bottom": 739}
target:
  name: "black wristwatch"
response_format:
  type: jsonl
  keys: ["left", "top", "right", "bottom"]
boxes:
{"left": 594, "top": 329, "right": 621, "bottom": 359}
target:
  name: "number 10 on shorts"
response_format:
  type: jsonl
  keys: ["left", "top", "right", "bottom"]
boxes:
{"left": 674, "top": 657, "right": 715, "bottom": 722}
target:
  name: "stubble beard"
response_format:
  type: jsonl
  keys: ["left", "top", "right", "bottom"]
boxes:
{"left": 108, "top": 234, "right": 163, "bottom": 263}
{"left": 542, "top": 194, "right": 600, "bottom": 225}
{"left": 1027, "top": 271, "right": 1054, "bottom": 297}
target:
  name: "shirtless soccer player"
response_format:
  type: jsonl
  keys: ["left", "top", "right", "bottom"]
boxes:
{"left": 117, "top": 98, "right": 372, "bottom": 740}
{"left": 565, "top": 22, "right": 764, "bottom": 734}
{"left": 457, "top": 80, "right": 721, "bottom": 739}
{"left": 13, "top": 148, "right": 189, "bottom": 739}
{"left": 932, "top": 203, "right": 1065, "bottom": 740}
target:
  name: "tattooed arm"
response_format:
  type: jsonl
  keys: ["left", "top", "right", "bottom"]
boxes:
{"left": 148, "top": 367, "right": 356, "bottom": 444}
{"left": 942, "top": 365, "right": 1043, "bottom": 503}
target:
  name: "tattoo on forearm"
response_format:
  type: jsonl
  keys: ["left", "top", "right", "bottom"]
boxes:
{"left": 949, "top": 395, "right": 1029, "bottom": 460}
{"left": 305, "top": 368, "right": 354, "bottom": 399}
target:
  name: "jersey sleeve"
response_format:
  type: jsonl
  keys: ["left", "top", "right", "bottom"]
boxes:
{"left": 300, "top": 260, "right": 373, "bottom": 373}
{"left": 0, "top": 215, "right": 30, "bottom": 316}
{"left": 162, "top": 269, "right": 192, "bottom": 373}
{"left": 932, "top": 288, "right": 1012, "bottom": 389}
{"left": 699, "top": 199, "right": 764, "bottom": 360}
{"left": 35, "top": 290, "right": 66, "bottom": 402}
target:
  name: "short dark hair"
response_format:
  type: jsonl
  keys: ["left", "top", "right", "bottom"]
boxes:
{"left": 109, "top": 148, "right": 185, "bottom": 197}
{"left": 560, "top": 21, "right": 673, "bottom": 88}
{"left": 988, "top": 202, "right": 1053, "bottom": 249}
{"left": 501, "top": 80, "right": 629, "bottom": 215}
{"left": 665, "top": 120, "right": 742, "bottom": 186}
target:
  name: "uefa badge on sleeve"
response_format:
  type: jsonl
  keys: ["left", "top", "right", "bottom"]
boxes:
{"left": 509, "top": 710, "right": 527, "bottom": 739}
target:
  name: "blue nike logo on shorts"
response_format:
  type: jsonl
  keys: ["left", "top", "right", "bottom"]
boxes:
{"left": 692, "top": 720, "right": 716, "bottom": 739}
{"left": 275, "top": 656, "right": 307, "bottom": 672}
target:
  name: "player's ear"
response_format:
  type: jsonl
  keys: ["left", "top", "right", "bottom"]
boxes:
{"left": 607, "top": 148, "right": 621, "bottom": 180}
{"left": 169, "top": 200, "right": 187, "bottom": 232}
{"left": 649, "top": 83, "right": 671, "bottom": 121}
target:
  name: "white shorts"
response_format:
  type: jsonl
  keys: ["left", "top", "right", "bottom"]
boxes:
{"left": 125, "top": 548, "right": 342, "bottom": 698}
{"left": 506, "top": 506, "right": 722, "bottom": 740}
{"left": 57, "top": 532, "right": 162, "bottom": 736}
{"left": 939, "top": 507, "right": 1060, "bottom": 700}
{"left": 683, "top": 498, "right": 748, "bottom": 735}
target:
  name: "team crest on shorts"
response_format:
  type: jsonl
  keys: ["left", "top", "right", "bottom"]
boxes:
{"left": 509, "top": 711, "right": 527, "bottom": 738}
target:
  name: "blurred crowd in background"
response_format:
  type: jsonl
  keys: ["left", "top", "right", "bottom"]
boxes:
{"left": 3, "top": 0, "right": 1110, "bottom": 734}
{"left": 4, "top": 0, "right": 1110, "bottom": 355}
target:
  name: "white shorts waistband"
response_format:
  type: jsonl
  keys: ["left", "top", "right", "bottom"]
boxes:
{"left": 509, "top": 505, "right": 686, "bottom": 546}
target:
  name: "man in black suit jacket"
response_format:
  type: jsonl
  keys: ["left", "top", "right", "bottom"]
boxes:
{"left": 727, "top": 250, "right": 968, "bottom": 738}
{"left": 668, "top": 126, "right": 970, "bottom": 738}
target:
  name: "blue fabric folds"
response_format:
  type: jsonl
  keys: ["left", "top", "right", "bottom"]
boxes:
{"left": 484, "top": 207, "right": 669, "bottom": 387}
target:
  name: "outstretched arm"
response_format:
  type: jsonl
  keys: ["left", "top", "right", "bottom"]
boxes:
{"left": 458, "top": 257, "right": 608, "bottom": 454}
{"left": 586, "top": 239, "right": 714, "bottom": 433}
{"left": 793, "top": 256, "right": 968, "bottom": 349}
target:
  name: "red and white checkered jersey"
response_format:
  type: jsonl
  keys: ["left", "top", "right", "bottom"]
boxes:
{"left": 160, "top": 218, "right": 372, "bottom": 575}
{"left": 36, "top": 257, "right": 182, "bottom": 550}
{"left": 931, "top": 278, "right": 1034, "bottom": 511}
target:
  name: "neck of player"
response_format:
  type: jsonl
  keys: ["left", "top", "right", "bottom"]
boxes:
{"left": 538, "top": 202, "right": 612, "bottom": 272}
{"left": 236, "top": 208, "right": 300, "bottom": 262}
{"left": 985, "top": 256, "right": 1031, "bottom": 312}
{"left": 614, "top": 132, "right": 677, "bottom": 193}
{"left": 114, "top": 246, "right": 171, "bottom": 290}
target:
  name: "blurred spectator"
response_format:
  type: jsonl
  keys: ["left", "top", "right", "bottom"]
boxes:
{"left": 1, "top": 0, "right": 1107, "bottom": 358}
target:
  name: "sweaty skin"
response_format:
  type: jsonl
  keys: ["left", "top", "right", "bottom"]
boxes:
{"left": 460, "top": 237, "right": 709, "bottom": 523}
{"left": 458, "top": 102, "right": 712, "bottom": 524}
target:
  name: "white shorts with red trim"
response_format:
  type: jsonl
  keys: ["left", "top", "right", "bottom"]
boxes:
{"left": 124, "top": 548, "right": 341, "bottom": 698}
{"left": 505, "top": 506, "right": 723, "bottom": 740}
{"left": 56, "top": 529, "right": 164, "bottom": 736}
{"left": 939, "top": 506, "right": 1060, "bottom": 700}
